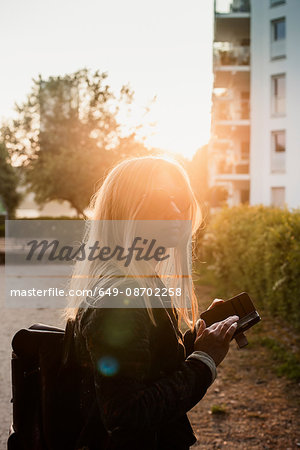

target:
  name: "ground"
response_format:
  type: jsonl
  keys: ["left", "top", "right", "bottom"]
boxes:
{"left": 189, "top": 285, "right": 300, "bottom": 449}
{"left": 0, "top": 270, "right": 299, "bottom": 449}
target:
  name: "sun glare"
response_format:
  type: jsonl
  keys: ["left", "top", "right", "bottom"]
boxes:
{"left": 0, "top": 0, "right": 213, "bottom": 161}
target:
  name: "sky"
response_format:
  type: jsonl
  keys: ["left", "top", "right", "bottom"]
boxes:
{"left": 0, "top": 0, "right": 214, "bottom": 159}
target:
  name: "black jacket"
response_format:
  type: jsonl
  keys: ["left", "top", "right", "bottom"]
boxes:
{"left": 71, "top": 280, "right": 214, "bottom": 450}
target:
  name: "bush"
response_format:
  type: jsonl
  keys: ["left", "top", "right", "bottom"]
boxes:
{"left": 198, "top": 205, "right": 300, "bottom": 330}
{"left": 0, "top": 223, "right": 5, "bottom": 237}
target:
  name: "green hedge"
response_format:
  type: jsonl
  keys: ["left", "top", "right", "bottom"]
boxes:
{"left": 198, "top": 205, "right": 300, "bottom": 330}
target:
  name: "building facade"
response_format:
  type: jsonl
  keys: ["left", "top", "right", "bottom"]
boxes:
{"left": 210, "top": 0, "right": 300, "bottom": 209}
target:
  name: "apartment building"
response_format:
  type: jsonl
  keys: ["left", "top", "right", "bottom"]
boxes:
{"left": 209, "top": 0, "right": 300, "bottom": 208}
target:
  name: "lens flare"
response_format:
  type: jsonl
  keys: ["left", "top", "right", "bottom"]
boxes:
{"left": 97, "top": 356, "right": 120, "bottom": 376}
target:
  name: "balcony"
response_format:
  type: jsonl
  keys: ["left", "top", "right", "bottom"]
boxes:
{"left": 210, "top": 139, "right": 232, "bottom": 154}
{"left": 213, "top": 43, "right": 250, "bottom": 69}
{"left": 214, "top": 70, "right": 250, "bottom": 90}
{"left": 215, "top": 173, "right": 250, "bottom": 182}
{"left": 217, "top": 159, "right": 249, "bottom": 175}
{"left": 213, "top": 100, "right": 250, "bottom": 122}
{"left": 212, "top": 103, "right": 250, "bottom": 127}
{"left": 215, "top": 0, "right": 250, "bottom": 15}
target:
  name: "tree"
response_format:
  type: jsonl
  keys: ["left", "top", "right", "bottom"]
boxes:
{"left": 185, "top": 146, "right": 230, "bottom": 212}
{"left": 207, "top": 185, "right": 229, "bottom": 207}
{"left": 0, "top": 142, "right": 21, "bottom": 217}
{"left": 187, "top": 145, "right": 210, "bottom": 205}
{"left": 2, "top": 68, "right": 150, "bottom": 217}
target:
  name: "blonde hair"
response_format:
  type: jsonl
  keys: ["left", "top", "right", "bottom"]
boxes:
{"left": 63, "top": 155, "right": 202, "bottom": 330}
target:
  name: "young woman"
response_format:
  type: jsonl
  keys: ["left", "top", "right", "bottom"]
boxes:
{"left": 63, "top": 156, "right": 238, "bottom": 450}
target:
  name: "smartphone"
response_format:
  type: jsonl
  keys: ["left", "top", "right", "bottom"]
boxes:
{"left": 200, "top": 292, "right": 261, "bottom": 339}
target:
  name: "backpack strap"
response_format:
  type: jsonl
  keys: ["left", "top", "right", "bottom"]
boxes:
{"left": 61, "top": 319, "right": 76, "bottom": 366}
{"left": 29, "top": 323, "right": 64, "bottom": 333}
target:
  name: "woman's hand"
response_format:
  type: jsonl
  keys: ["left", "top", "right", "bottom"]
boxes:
{"left": 207, "top": 298, "right": 225, "bottom": 310}
{"left": 194, "top": 316, "right": 239, "bottom": 367}
{"left": 194, "top": 299, "right": 225, "bottom": 334}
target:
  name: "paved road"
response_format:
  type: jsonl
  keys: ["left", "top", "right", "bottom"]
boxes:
{"left": 0, "top": 266, "right": 65, "bottom": 448}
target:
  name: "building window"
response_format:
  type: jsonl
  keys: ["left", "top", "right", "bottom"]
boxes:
{"left": 271, "top": 18, "right": 286, "bottom": 41}
{"left": 271, "top": 187, "right": 285, "bottom": 207}
{"left": 240, "top": 189, "right": 249, "bottom": 204}
{"left": 270, "top": 0, "right": 286, "bottom": 7}
{"left": 273, "top": 130, "right": 285, "bottom": 152}
{"left": 271, "top": 131, "right": 286, "bottom": 172}
{"left": 241, "top": 141, "right": 250, "bottom": 160}
{"left": 271, "top": 18, "right": 286, "bottom": 59}
{"left": 271, "top": 74, "right": 286, "bottom": 115}
{"left": 240, "top": 92, "right": 250, "bottom": 119}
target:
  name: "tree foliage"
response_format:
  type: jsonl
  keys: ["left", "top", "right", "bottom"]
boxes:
{"left": 1, "top": 68, "right": 150, "bottom": 216}
{"left": 188, "top": 145, "right": 210, "bottom": 205}
{"left": 0, "top": 142, "right": 21, "bottom": 217}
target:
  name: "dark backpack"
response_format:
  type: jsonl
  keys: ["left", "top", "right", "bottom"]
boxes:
{"left": 7, "top": 321, "right": 92, "bottom": 450}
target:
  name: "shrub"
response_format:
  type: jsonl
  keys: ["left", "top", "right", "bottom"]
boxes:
{"left": 0, "top": 222, "right": 5, "bottom": 237}
{"left": 198, "top": 205, "right": 300, "bottom": 330}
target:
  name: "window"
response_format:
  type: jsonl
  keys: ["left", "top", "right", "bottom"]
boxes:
{"left": 271, "top": 17, "right": 286, "bottom": 59}
{"left": 241, "top": 92, "right": 250, "bottom": 100}
{"left": 240, "top": 92, "right": 250, "bottom": 119}
{"left": 272, "top": 18, "right": 286, "bottom": 41}
{"left": 273, "top": 130, "right": 285, "bottom": 152}
{"left": 271, "top": 131, "right": 286, "bottom": 172}
{"left": 240, "top": 189, "right": 249, "bottom": 204}
{"left": 271, "top": 187, "right": 285, "bottom": 208}
{"left": 270, "top": 0, "right": 285, "bottom": 7}
{"left": 271, "top": 74, "right": 286, "bottom": 115}
{"left": 241, "top": 142, "right": 250, "bottom": 160}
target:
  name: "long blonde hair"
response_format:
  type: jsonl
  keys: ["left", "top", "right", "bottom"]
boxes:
{"left": 63, "top": 155, "right": 202, "bottom": 330}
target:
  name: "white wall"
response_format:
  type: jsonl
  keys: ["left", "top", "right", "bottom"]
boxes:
{"left": 250, "top": 0, "right": 300, "bottom": 208}
{"left": 285, "top": 0, "right": 300, "bottom": 208}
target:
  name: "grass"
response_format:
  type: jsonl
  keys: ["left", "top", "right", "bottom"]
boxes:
{"left": 258, "top": 336, "right": 300, "bottom": 381}
{"left": 248, "top": 335, "right": 300, "bottom": 381}
{"left": 210, "top": 404, "right": 227, "bottom": 415}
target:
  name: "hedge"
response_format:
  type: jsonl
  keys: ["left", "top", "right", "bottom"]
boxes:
{"left": 197, "top": 205, "right": 300, "bottom": 330}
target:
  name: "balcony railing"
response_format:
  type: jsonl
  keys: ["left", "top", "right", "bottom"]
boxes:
{"left": 213, "top": 101, "right": 250, "bottom": 121}
{"left": 217, "top": 160, "right": 249, "bottom": 175}
{"left": 215, "top": 0, "right": 250, "bottom": 14}
{"left": 211, "top": 140, "right": 233, "bottom": 154}
{"left": 213, "top": 44, "right": 250, "bottom": 66}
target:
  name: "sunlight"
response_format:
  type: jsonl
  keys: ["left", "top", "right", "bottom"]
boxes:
{"left": 0, "top": 0, "right": 214, "bottom": 162}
